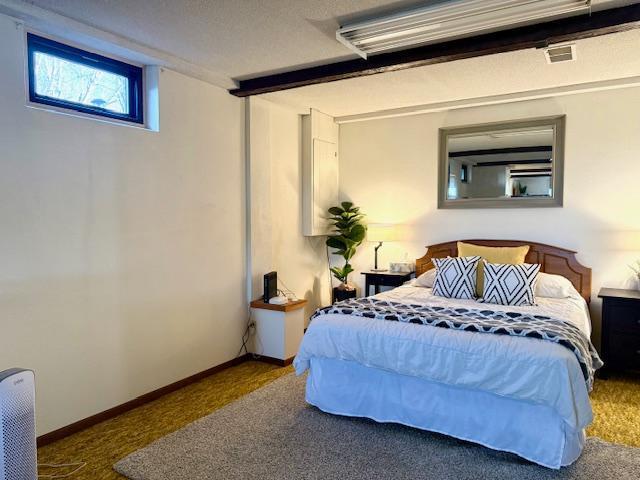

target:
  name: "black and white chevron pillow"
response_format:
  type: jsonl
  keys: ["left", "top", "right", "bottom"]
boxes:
{"left": 432, "top": 256, "right": 481, "bottom": 300}
{"left": 481, "top": 262, "right": 541, "bottom": 306}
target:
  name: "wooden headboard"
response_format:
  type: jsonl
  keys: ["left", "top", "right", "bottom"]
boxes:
{"left": 416, "top": 240, "right": 592, "bottom": 304}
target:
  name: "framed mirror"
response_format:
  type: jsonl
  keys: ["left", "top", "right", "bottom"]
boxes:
{"left": 438, "top": 116, "right": 565, "bottom": 209}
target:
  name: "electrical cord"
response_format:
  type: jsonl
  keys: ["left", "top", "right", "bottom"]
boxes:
{"left": 277, "top": 278, "right": 297, "bottom": 300}
{"left": 237, "top": 305, "right": 264, "bottom": 360}
{"left": 236, "top": 305, "right": 253, "bottom": 358}
{"left": 38, "top": 462, "right": 86, "bottom": 478}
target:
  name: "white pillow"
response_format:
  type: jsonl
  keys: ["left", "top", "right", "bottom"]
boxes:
{"left": 536, "top": 272, "right": 575, "bottom": 298}
{"left": 415, "top": 268, "right": 436, "bottom": 288}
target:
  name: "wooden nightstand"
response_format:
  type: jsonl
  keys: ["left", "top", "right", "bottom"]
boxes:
{"left": 598, "top": 288, "right": 640, "bottom": 377}
{"left": 361, "top": 271, "right": 414, "bottom": 297}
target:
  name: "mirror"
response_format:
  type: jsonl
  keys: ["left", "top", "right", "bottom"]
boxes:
{"left": 438, "top": 116, "right": 565, "bottom": 209}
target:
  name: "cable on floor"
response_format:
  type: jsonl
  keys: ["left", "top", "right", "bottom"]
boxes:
{"left": 38, "top": 462, "right": 86, "bottom": 479}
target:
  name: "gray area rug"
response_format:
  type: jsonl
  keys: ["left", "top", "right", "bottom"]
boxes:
{"left": 115, "top": 373, "right": 640, "bottom": 480}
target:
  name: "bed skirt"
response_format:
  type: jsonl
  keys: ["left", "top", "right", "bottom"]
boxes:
{"left": 304, "top": 357, "right": 585, "bottom": 469}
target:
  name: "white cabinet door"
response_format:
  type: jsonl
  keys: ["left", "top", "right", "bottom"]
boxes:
{"left": 312, "top": 138, "right": 338, "bottom": 235}
{"left": 302, "top": 109, "right": 339, "bottom": 236}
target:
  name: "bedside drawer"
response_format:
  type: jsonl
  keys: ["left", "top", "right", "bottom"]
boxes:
{"left": 371, "top": 275, "right": 404, "bottom": 287}
{"left": 608, "top": 333, "right": 640, "bottom": 369}
{"left": 608, "top": 304, "right": 640, "bottom": 334}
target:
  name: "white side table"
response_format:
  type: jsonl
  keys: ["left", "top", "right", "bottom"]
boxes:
{"left": 249, "top": 298, "right": 308, "bottom": 366}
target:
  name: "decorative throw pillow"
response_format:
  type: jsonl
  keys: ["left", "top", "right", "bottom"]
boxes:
{"left": 415, "top": 268, "right": 436, "bottom": 288}
{"left": 457, "top": 242, "right": 530, "bottom": 297}
{"left": 432, "top": 256, "right": 481, "bottom": 300}
{"left": 481, "top": 262, "right": 541, "bottom": 306}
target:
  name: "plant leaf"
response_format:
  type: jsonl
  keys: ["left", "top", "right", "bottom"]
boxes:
{"left": 326, "top": 237, "right": 346, "bottom": 249}
{"left": 349, "top": 224, "right": 366, "bottom": 243}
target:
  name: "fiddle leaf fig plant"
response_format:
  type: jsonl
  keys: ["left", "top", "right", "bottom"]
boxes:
{"left": 326, "top": 202, "right": 366, "bottom": 286}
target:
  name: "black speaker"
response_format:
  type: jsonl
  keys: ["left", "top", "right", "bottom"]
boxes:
{"left": 263, "top": 271, "right": 277, "bottom": 303}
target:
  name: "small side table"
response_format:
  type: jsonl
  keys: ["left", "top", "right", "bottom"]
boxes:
{"left": 598, "top": 288, "right": 640, "bottom": 377}
{"left": 249, "top": 298, "right": 307, "bottom": 366}
{"left": 361, "top": 271, "right": 414, "bottom": 297}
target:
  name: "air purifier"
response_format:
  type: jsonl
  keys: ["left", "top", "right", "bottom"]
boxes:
{"left": 0, "top": 369, "right": 37, "bottom": 480}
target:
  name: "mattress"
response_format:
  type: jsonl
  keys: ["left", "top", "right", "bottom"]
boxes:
{"left": 294, "top": 284, "right": 594, "bottom": 433}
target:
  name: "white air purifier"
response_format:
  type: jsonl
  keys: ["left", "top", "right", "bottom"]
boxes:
{"left": 0, "top": 369, "right": 37, "bottom": 480}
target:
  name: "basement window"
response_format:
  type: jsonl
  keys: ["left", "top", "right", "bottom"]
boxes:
{"left": 27, "top": 34, "right": 144, "bottom": 124}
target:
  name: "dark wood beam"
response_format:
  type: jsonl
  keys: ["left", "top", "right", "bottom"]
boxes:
{"left": 230, "top": 4, "right": 640, "bottom": 97}
{"left": 511, "top": 174, "right": 552, "bottom": 178}
{"left": 512, "top": 168, "right": 553, "bottom": 173}
{"left": 473, "top": 159, "right": 552, "bottom": 167}
{"left": 449, "top": 146, "right": 552, "bottom": 157}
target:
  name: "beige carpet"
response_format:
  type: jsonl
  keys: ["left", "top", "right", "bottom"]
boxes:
{"left": 37, "top": 361, "right": 640, "bottom": 479}
{"left": 115, "top": 373, "right": 640, "bottom": 480}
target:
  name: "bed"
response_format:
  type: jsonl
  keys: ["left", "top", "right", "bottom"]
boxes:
{"left": 294, "top": 240, "right": 598, "bottom": 469}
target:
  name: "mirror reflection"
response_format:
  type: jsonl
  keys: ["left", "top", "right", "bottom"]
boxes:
{"left": 448, "top": 128, "right": 553, "bottom": 200}
{"left": 439, "top": 117, "right": 564, "bottom": 209}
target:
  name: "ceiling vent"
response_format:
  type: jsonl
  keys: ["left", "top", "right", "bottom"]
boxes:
{"left": 337, "top": 0, "right": 591, "bottom": 59}
{"left": 544, "top": 44, "right": 577, "bottom": 63}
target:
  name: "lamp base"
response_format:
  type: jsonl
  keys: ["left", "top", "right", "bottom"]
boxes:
{"left": 370, "top": 268, "right": 388, "bottom": 272}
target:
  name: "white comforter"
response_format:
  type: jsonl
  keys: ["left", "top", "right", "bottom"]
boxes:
{"left": 294, "top": 284, "right": 594, "bottom": 431}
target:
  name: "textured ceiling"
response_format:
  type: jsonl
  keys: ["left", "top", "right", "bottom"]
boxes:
{"left": 22, "top": 0, "right": 428, "bottom": 80}
{"left": 262, "top": 28, "right": 640, "bottom": 117}
{"left": 12, "top": 0, "right": 640, "bottom": 117}
{"left": 19, "top": 0, "right": 637, "bottom": 84}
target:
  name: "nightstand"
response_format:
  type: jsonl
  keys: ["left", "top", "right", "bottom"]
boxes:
{"left": 598, "top": 288, "right": 640, "bottom": 377}
{"left": 249, "top": 298, "right": 307, "bottom": 366}
{"left": 361, "top": 271, "right": 414, "bottom": 297}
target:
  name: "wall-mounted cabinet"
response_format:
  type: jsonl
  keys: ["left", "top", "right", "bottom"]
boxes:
{"left": 302, "top": 109, "right": 339, "bottom": 236}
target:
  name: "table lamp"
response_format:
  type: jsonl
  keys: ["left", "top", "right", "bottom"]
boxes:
{"left": 367, "top": 224, "right": 398, "bottom": 272}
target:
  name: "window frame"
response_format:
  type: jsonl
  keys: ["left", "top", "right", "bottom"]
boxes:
{"left": 460, "top": 164, "right": 469, "bottom": 183}
{"left": 27, "top": 33, "right": 144, "bottom": 125}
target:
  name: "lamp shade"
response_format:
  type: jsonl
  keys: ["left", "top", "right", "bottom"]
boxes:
{"left": 367, "top": 224, "right": 398, "bottom": 242}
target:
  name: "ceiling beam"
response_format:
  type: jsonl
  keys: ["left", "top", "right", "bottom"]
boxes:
{"left": 229, "top": 4, "right": 640, "bottom": 97}
{"left": 449, "top": 146, "right": 552, "bottom": 157}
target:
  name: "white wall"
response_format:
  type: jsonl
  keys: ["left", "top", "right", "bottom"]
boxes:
{"left": 247, "top": 98, "right": 329, "bottom": 327}
{"left": 515, "top": 175, "right": 552, "bottom": 196}
{"left": 340, "top": 88, "right": 640, "bottom": 345}
{"left": 269, "top": 103, "right": 329, "bottom": 318}
{"left": 0, "top": 14, "right": 246, "bottom": 435}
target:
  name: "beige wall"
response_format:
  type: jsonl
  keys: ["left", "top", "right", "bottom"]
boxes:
{"left": 269, "top": 103, "right": 329, "bottom": 318}
{"left": 340, "top": 88, "right": 640, "bottom": 345}
{"left": 0, "top": 14, "right": 246, "bottom": 435}
{"left": 247, "top": 98, "right": 329, "bottom": 328}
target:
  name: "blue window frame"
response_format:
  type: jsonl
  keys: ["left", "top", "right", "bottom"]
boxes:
{"left": 27, "top": 34, "right": 144, "bottom": 124}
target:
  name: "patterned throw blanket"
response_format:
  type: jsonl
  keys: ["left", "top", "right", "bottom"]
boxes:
{"left": 312, "top": 298, "right": 603, "bottom": 390}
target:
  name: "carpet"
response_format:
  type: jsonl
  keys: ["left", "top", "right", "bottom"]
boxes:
{"left": 38, "top": 361, "right": 292, "bottom": 480}
{"left": 115, "top": 373, "right": 640, "bottom": 480}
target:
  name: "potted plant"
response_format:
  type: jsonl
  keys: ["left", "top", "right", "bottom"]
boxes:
{"left": 518, "top": 183, "right": 528, "bottom": 196}
{"left": 326, "top": 202, "right": 366, "bottom": 303}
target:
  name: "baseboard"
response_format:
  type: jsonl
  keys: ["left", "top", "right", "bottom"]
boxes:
{"left": 250, "top": 354, "right": 295, "bottom": 367}
{"left": 36, "top": 353, "right": 250, "bottom": 447}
